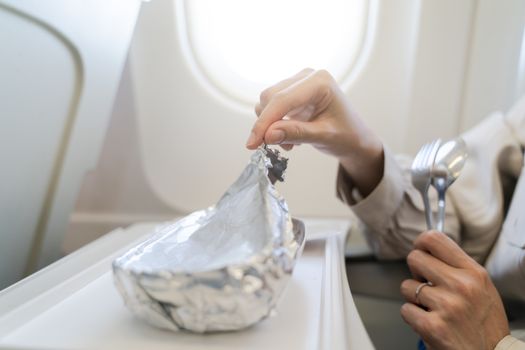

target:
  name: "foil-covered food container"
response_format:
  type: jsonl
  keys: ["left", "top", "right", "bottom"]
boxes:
{"left": 112, "top": 147, "right": 305, "bottom": 333}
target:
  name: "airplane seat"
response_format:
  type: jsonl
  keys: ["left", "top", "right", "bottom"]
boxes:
{"left": 0, "top": 0, "right": 141, "bottom": 289}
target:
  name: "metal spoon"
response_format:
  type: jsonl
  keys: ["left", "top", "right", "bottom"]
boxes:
{"left": 431, "top": 138, "right": 468, "bottom": 232}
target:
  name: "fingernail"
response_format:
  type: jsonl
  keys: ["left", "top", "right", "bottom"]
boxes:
{"left": 268, "top": 130, "right": 285, "bottom": 144}
{"left": 246, "top": 131, "right": 258, "bottom": 148}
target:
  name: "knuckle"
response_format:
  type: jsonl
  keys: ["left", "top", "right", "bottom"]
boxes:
{"left": 315, "top": 122, "right": 335, "bottom": 143}
{"left": 400, "top": 279, "right": 411, "bottom": 296}
{"left": 254, "top": 103, "right": 262, "bottom": 116}
{"left": 291, "top": 124, "right": 304, "bottom": 140}
{"left": 400, "top": 303, "right": 410, "bottom": 319}
{"left": 259, "top": 88, "right": 272, "bottom": 104}
{"left": 406, "top": 250, "right": 421, "bottom": 267}
{"left": 419, "top": 230, "right": 441, "bottom": 246}
{"left": 252, "top": 119, "right": 266, "bottom": 134}
{"left": 314, "top": 70, "right": 335, "bottom": 89}
{"left": 300, "top": 67, "right": 315, "bottom": 75}
{"left": 431, "top": 319, "right": 448, "bottom": 340}
{"left": 416, "top": 316, "right": 433, "bottom": 336}
{"left": 455, "top": 278, "right": 477, "bottom": 300}
{"left": 473, "top": 265, "right": 489, "bottom": 283}
{"left": 317, "top": 83, "right": 333, "bottom": 104}
{"left": 314, "top": 69, "right": 332, "bottom": 82}
{"left": 440, "top": 296, "right": 462, "bottom": 315}
{"left": 272, "top": 91, "right": 287, "bottom": 103}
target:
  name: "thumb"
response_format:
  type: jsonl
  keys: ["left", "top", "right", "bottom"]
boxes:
{"left": 264, "top": 120, "right": 320, "bottom": 145}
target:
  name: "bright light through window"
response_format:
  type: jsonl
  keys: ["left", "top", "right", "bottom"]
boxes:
{"left": 183, "top": 0, "right": 368, "bottom": 103}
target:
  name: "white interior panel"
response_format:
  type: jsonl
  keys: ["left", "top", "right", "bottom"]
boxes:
{"left": 460, "top": 0, "right": 525, "bottom": 131}
{"left": 0, "top": 0, "right": 142, "bottom": 286}
{"left": 404, "top": 0, "right": 475, "bottom": 151}
{"left": 0, "top": 5, "right": 80, "bottom": 288}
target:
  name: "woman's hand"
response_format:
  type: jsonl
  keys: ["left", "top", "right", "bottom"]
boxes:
{"left": 400, "top": 231, "right": 510, "bottom": 350}
{"left": 245, "top": 68, "right": 384, "bottom": 196}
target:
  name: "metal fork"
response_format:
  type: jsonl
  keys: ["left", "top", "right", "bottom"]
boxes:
{"left": 411, "top": 139, "right": 442, "bottom": 230}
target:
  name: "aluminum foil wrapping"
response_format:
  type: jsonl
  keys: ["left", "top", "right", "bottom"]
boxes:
{"left": 112, "top": 147, "right": 305, "bottom": 333}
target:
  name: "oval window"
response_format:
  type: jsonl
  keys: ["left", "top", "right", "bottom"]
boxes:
{"left": 183, "top": 0, "right": 370, "bottom": 104}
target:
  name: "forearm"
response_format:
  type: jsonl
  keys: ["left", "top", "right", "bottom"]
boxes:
{"left": 338, "top": 142, "right": 384, "bottom": 198}
{"left": 338, "top": 133, "right": 385, "bottom": 197}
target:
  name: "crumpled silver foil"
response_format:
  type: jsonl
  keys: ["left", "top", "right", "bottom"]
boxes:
{"left": 112, "top": 147, "right": 305, "bottom": 333}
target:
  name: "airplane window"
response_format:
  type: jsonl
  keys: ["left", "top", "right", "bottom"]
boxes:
{"left": 181, "top": 0, "right": 370, "bottom": 104}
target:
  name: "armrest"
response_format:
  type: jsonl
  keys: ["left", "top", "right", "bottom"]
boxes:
{"left": 344, "top": 223, "right": 374, "bottom": 259}
{"left": 344, "top": 227, "right": 410, "bottom": 301}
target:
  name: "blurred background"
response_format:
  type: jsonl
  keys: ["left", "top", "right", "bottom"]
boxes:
{"left": 1, "top": 0, "right": 524, "bottom": 296}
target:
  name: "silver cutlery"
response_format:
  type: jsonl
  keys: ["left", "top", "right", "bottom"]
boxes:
{"left": 431, "top": 138, "right": 468, "bottom": 231}
{"left": 411, "top": 139, "right": 442, "bottom": 230}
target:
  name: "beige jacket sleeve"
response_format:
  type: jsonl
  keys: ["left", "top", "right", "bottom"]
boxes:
{"left": 495, "top": 335, "right": 525, "bottom": 350}
{"left": 337, "top": 96, "right": 525, "bottom": 263}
